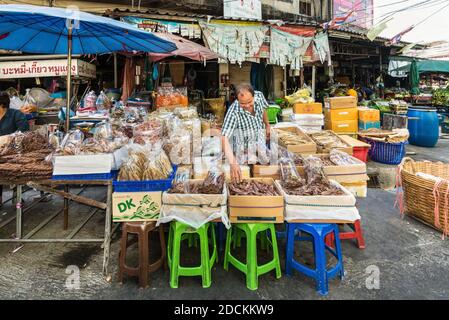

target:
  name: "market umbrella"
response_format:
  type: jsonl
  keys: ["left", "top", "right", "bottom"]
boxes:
{"left": 148, "top": 33, "right": 220, "bottom": 62}
{"left": 409, "top": 59, "right": 420, "bottom": 95}
{"left": 0, "top": 4, "right": 177, "bottom": 130}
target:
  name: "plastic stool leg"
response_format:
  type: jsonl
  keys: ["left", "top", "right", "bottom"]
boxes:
{"left": 269, "top": 224, "right": 282, "bottom": 279}
{"left": 199, "top": 226, "right": 212, "bottom": 288}
{"left": 285, "top": 223, "right": 295, "bottom": 277}
{"left": 333, "top": 226, "right": 345, "bottom": 280}
{"left": 246, "top": 226, "right": 259, "bottom": 290}
{"left": 169, "top": 225, "right": 182, "bottom": 289}
{"left": 224, "top": 227, "right": 232, "bottom": 271}
{"left": 138, "top": 230, "right": 149, "bottom": 288}
{"left": 210, "top": 223, "right": 218, "bottom": 265}
{"left": 313, "top": 233, "right": 328, "bottom": 296}
{"left": 354, "top": 220, "right": 366, "bottom": 249}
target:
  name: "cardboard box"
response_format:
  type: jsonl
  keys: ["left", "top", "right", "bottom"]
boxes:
{"left": 340, "top": 181, "right": 368, "bottom": 198}
{"left": 275, "top": 127, "right": 317, "bottom": 154}
{"left": 252, "top": 165, "right": 281, "bottom": 180}
{"left": 358, "top": 120, "right": 380, "bottom": 131}
{"left": 339, "top": 135, "right": 371, "bottom": 148}
{"left": 358, "top": 107, "right": 380, "bottom": 122}
{"left": 228, "top": 178, "right": 284, "bottom": 223}
{"left": 113, "top": 191, "right": 162, "bottom": 222}
{"left": 324, "top": 108, "right": 358, "bottom": 122}
{"left": 324, "top": 96, "right": 357, "bottom": 110}
{"left": 309, "top": 130, "right": 353, "bottom": 155}
{"left": 293, "top": 102, "right": 323, "bottom": 114}
{"left": 325, "top": 120, "right": 358, "bottom": 133}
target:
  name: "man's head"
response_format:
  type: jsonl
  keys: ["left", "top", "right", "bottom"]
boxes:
{"left": 235, "top": 83, "right": 255, "bottom": 112}
{"left": 0, "top": 92, "right": 10, "bottom": 110}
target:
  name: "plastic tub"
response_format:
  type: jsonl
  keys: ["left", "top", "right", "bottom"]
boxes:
{"left": 113, "top": 166, "right": 177, "bottom": 192}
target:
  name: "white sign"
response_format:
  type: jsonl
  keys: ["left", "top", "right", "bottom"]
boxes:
{"left": 224, "top": 0, "right": 262, "bottom": 20}
{"left": 0, "top": 59, "right": 96, "bottom": 79}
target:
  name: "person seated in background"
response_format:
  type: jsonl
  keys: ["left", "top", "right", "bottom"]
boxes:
{"left": 0, "top": 92, "right": 29, "bottom": 136}
{"left": 0, "top": 91, "right": 29, "bottom": 207}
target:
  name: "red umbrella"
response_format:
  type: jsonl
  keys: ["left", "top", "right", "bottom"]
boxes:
{"left": 149, "top": 32, "right": 220, "bottom": 62}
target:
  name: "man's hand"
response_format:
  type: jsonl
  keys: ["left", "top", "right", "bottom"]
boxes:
{"left": 265, "top": 124, "right": 271, "bottom": 141}
{"left": 230, "top": 163, "right": 242, "bottom": 183}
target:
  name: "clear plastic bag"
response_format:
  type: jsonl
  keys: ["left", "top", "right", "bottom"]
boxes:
{"left": 58, "top": 130, "right": 84, "bottom": 155}
{"left": 95, "top": 91, "right": 110, "bottom": 111}
{"left": 132, "top": 119, "right": 163, "bottom": 145}
{"left": 94, "top": 121, "right": 113, "bottom": 140}
{"left": 83, "top": 91, "right": 97, "bottom": 109}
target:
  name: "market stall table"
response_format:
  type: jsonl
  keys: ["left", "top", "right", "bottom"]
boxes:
{"left": 0, "top": 178, "right": 116, "bottom": 277}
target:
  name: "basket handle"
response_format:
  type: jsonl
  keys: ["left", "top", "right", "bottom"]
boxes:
{"left": 399, "top": 157, "right": 414, "bottom": 169}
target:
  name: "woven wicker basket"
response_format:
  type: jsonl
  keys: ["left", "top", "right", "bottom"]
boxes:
{"left": 400, "top": 157, "right": 449, "bottom": 234}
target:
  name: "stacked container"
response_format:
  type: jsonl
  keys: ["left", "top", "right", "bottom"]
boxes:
{"left": 324, "top": 96, "right": 358, "bottom": 134}
{"left": 358, "top": 107, "right": 380, "bottom": 130}
{"left": 291, "top": 102, "right": 324, "bottom": 132}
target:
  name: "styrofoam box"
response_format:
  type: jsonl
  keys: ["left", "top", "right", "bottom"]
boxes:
{"left": 53, "top": 154, "right": 113, "bottom": 175}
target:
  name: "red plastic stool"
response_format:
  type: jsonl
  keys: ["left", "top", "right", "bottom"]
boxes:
{"left": 325, "top": 220, "right": 365, "bottom": 249}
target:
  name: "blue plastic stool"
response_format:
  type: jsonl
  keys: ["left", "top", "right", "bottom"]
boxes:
{"left": 285, "top": 223, "right": 344, "bottom": 296}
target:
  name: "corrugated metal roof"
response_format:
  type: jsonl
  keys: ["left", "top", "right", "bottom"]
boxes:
{"left": 109, "top": 7, "right": 319, "bottom": 26}
{"left": 108, "top": 7, "right": 422, "bottom": 49}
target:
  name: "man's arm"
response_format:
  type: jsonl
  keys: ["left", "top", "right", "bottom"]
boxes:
{"left": 221, "top": 104, "right": 242, "bottom": 182}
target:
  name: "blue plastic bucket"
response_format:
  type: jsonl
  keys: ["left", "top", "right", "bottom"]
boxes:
{"left": 407, "top": 107, "right": 439, "bottom": 147}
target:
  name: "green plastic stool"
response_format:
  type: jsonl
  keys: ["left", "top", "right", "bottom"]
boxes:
{"left": 266, "top": 106, "right": 280, "bottom": 124}
{"left": 233, "top": 227, "right": 271, "bottom": 253}
{"left": 167, "top": 221, "right": 217, "bottom": 288}
{"left": 224, "top": 223, "right": 281, "bottom": 290}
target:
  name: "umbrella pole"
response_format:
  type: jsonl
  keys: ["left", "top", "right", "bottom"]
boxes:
{"left": 65, "top": 21, "right": 73, "bottom": 132}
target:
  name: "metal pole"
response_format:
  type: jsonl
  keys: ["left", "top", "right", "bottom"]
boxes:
{"left": 102, "top": 183, "right": 113, "bottom": 276}
{"left": 311, "top": 65, "right": 316, "bottom": 99}
{"left": 15, "top": 185, "right": 22, "bottom": 239}
{"left": 114, "top": 53, "right": 118, "bottom": 88}
{"left": 65, "top": 21, "right": 73, "bottom": 133}
{"left": 283, "top": 67, "right": 287, "bottom": 97}
{"left": 63, "top": 185, "right": 69, "bottom": 230}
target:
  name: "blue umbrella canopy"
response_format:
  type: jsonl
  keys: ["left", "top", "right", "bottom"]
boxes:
{"left": 0, "top": 4, "right": 177, "bottom": 54}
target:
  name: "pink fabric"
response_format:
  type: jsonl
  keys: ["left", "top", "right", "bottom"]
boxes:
{"left": 443, "top": 184, "right": 449, "bottom": 239}
{"left": 149, "top": 33, "right": 219, "bottom": 62}
{"left": 121, "top": 57, "right": 135, "bottom": 102}
{"left": 394, "top": 165, "right": 405, "bottom": 217}
{"left": 432, "top": 179, "right": 444, "bottom": 230}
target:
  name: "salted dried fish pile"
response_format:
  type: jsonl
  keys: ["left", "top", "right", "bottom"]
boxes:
{"left": 0, "top": 132, "right": 51, "bottom": 156}
{"left": 275, "top": 129, "right": 310, "bottom": 146}
{"left": 228, "top": 180, "right": 279, "bottom": 196}
{"left": 316, "top": 155, "right": 335, "bottom": 166}
{"left": 168, "top": 171, "right": 225, "bottom": 194}
{"left": 0, "top": 132, "right": 53, "bottom": 180}
{"left": 118, "top": 150, "right": 172, "bottom": 181}
{"left": 133, "top": 120, "right": 164, "bottom": 145}
{"left": 329, "top": 149, "right": 359, "bottom": 165}
{"left": 280, "top": 157, "right": 344, "bottom": 196}
{"left": 309, "top": 131, "right": 348, "bottom": 150}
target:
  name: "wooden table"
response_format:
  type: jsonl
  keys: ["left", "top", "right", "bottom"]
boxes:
{"left": 0, "top": 178, "right": 115, "bottom": 277}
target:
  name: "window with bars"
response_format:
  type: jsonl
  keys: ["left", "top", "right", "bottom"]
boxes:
{"left": 299, "top": 1, "right": 312, "bottom": 16}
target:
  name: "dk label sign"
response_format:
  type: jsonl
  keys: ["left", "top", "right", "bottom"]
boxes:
{"left": 112, "top": 192, "right": 162, "bottom": 222}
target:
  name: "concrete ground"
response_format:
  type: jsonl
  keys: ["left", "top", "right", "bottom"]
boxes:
{"left": 0, "top": 138, "right": 448, "bottom": 300}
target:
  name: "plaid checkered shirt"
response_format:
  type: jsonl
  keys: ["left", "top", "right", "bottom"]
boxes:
{"left": 221, "top": 91, "right": 269, "bottom": 163}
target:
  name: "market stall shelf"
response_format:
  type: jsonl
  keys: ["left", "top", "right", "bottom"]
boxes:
{"left": 0, "top": 178, "right": 115, "bottom": 277}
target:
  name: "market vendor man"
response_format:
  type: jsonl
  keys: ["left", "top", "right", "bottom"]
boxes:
{"left": 0, "top": 92, "right": 29, "bottom": 136}
{"left": 221, "top": 83, "right": 270, "bottom": 183}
